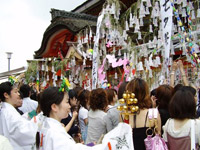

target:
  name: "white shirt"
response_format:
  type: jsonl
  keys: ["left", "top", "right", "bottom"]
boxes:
{"left": 40, "top": 117, "right": 103, "bottom": 150}
{"left": 0, "top": 102, "right": 37, "bottom": 150}
{"left": 163, "top": 119, "right": 200, "bottom": 145}
{"left": 0, "top": 135, "right": 13, "bottom": 150}
{"left": 78, "top": 106, "right": 88, "bottom": 133}
{"left": 86, "top": 110, "right": 107, "bottom": 144}
{"left": 19, "top": 97, "right": 38, "bottom": 113}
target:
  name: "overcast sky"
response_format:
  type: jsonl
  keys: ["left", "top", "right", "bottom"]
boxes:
{"left": 0, "top": 0, "right": 86, "bottom": 73}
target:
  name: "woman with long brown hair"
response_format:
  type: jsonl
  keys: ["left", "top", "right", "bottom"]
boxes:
{"left": 126, "top": 78, "right": 161, "bottom": 150}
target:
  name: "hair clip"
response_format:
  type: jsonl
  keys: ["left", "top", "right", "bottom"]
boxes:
{"left": 8, "top": 76, "right": 18, "bottom": 85}
{"left": 59, "top": 78, "right": 70, "bottom": 92}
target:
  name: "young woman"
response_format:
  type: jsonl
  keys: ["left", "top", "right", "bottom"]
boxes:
{"left": 104, "top": 89, "right": 120, "bottom": 132}
{"left": 0, "top": 81, "right": 37, "bottom": 150}
{"left": 77, "top": 89, "right": 90, "bottom": 143}
{"left": 163, "top": 88, "right": 200, "bottom": 149}
{"left": 106, "top": 89, "right": 118, "bottom": 109}
{"left": 61, "top": 89, "right": 79, "bottom": 137}
{"left": 126, "top": 78, "right": 161, "bottom": 150}
{"left": 37, "top": 87, "right": 102, "bottom": 150}
{"left": 86, "top": 88, "right": 108, "bottom": 144}
{"left": 156, "top": 84, "right": 174, "bottom": 130}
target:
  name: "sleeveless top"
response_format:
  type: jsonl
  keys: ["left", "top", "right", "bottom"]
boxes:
{"left": 132, "top": 111, "right": 151, "bottom": 150}
{"left": 167, "top": 119, "right": 191, "bottom": 150}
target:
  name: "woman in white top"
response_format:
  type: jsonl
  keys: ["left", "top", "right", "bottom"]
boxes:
{"left": 37, "top": 87, "right": 102, "bottom": 150}
{"left": 0, "top": 81, "right": 37, "bottom": 150}
{"left": 86, "top": 88, "right": 108, "bottom": 144}
{"left": 77, "top": 89, "right": 90, "bottom": 143}
{"left": 104, "top": 89, "right": 120, "bottom": 132}
{"left": 163, "top": 88, "right": 200, "bottom": 149}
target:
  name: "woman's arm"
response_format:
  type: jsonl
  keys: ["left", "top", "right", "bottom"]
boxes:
{"left": 84, "top": 118, "right": 88, "bottom": 126}
{"left": 178, "top": 60, "right": 189, "bottom": 86}
{"left": 65, "top": 111, "right": 78, "bottom": 132}
{"left": 170, "top": 61, "right": 177, "bottom": 87}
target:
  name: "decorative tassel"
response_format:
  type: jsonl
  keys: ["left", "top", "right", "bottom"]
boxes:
{"left": 149, "top": 54, "right": 154, "bottom": 66}
{"left": 134, "top": 19, "right": 140, "bottom": 33}
{"left": 153, "top": 59, "right": 158, "bottom": 67}
{"left": 115, "top": 72, "right": 118, "bottom": 79}
{"left": 197, "top": 9, "right": 200, "bottom": 18}
{"left": 54, "top": 75, "right": 57, "bottom": 81}
{"left": 118, "top": 50, "right": 121, "bottom": 56}
{"left": 143, "top": 46, "right": 148, "bottom": 57}
{"left": 83, "top": 59, "right": 86, "bottom": 66}
{"left": 149, "top": 69, "right": 153, "bottom": 78}
{"left": 52, "top": 65, "right": 55, "bottom": 73}
{"left": 138, "top": 31, "right": 142, "bottom": 40}
{"left": 139, "top": 18, "right": 144, "bottom": 26}
{"left": 191, "top": 10, "right": 195, "bottom": 20}
{"left": 47, "top": 75, "right": 49, "bottom": 81}
{"left": 157, "top": 39, "right": 162, "bottom": 49}
{"left": 148, "top": 40, "right": 153, "bottom": 48}
{"left": 182, "top": 0, "right": 187, "bottom": 7}
{"left": 145, "top": 7, "right": 150, "bottom": 15}
{"left": 182, "top": 8, "right": 187, "bottom": 17}
{"left": 139, "top": 2, "right": 145, "bottom": 18}
{"left": 178, "top": 6, "right": 182, "bottom": 15}
{"left": 146, "top": 0, "right": 152, "bottom": 7}
{"left": 124, "top": 52, "right": 127, "bottom": 60}
{"left": 53, "top": 80, "right": 57, "bottom": 87}
{"left": 129, "top": 13, "right": 133, "bottom": 27}
{"left": 156, "top": 56, "right": 161, "bottom": 65}
{"left": 137, "top": 62, "right": 144, "bottom": 71}
{"left": 110, "top": 3, "right": 115, "bottom": 14}
{"left": 149, "top": 24, "right": 153, "bottom": 32}
{"left": 189, "top": 2, "right": 194, "bottom": 10}
{"left": 125, "top": 20, "right": 129, "bottom": 31}
{"left": 41, "top": 64, "right": 44, "bottom": 71}
{"left": 153, "top": 36, "right": 157, "bottom": 45}
{"left": 42, "top": 80, "right": 46, "bottom": 87}
{"left": 177, "top": 0, "right": 181, "bottom": 4}
{"left": 89, "top": 28, "right": 92, "bottom": 40}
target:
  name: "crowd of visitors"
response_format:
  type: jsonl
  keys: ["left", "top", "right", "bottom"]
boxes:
{"left": 0, "top": 60, "right": 200, "bottom": 150}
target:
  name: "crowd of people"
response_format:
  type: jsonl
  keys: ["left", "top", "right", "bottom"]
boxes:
{"left": 0, "top": 61, "right": 200, "bottom": 150}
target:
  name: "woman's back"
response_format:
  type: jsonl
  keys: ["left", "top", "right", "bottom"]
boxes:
{"left": 132, "top": 109, "right": 149, "bottom": 150}
{"left": 163, "top": 119, "right": 200, "bottom": 150}
{"left": 132, "top": 109, "right": 160, "bottom": 150}
{"left": 86, "top": 109, "right": 107, "bottom": 144}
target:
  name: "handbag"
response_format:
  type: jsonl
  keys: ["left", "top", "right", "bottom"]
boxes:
{"left": 144, "top": 108, "right": 168, "bottom": 150}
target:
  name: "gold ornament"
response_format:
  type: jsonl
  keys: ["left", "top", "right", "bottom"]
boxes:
{"left": 119, "top": 98, "right": 125, "bottom": 104}
{"left": 133, "top": 98, "right": 138, "bottom": 104}
{"left": 131, "top": 93, "right": 135, "bottom": 98}
{"left": 117, "top": 91, "right": 139, "bottom": 121}
{"left": 117, "top": 106, "right": 123, "bottom": 111}
{"left": 123, "top": 93, "right": 127, "bottom": 99}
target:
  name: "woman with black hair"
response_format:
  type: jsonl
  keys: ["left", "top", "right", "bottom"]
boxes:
{"left": 0, "top": 81, "right": 37, "bottom": 150}
{"left": 37, "top": 87, "right": 102, "bottom": 150}
{"left": 61, "top": 89, "right": 79, "bottom": 138}
{"left": 77, "top": 89, "right": 90, "bottom": 143}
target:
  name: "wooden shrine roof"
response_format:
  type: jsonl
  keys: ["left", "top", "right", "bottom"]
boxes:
{"left": 34, "top": 9, "right": 97, "bottom": 59}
